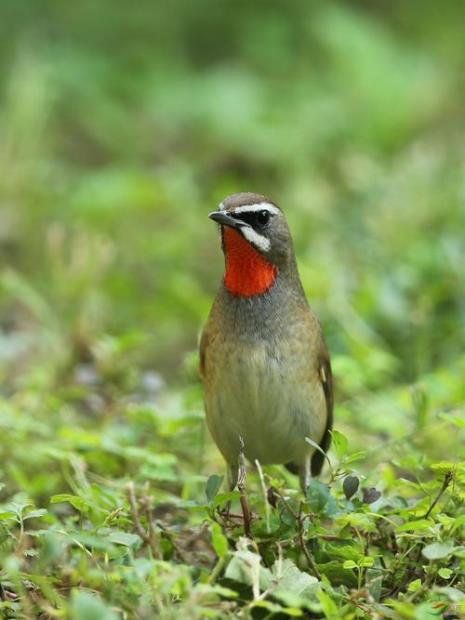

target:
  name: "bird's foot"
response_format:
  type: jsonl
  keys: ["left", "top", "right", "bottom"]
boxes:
{"left": 238, "top": 437, "right": 252, "bottom": 537}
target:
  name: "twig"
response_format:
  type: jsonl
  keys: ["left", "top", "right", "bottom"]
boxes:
{"left": 382, "top": 542, "right": 422, "bottom": 600}
{"left": 140, "top": 493, "right": 163, "bottom": 559}
{"left": 157, "top": 522, "right": 189, "bottom": 564}
{"left": 271, "top": 488, "right": 321, "bottom": 578}
{"left": 126, "top": 482, "right": 162, "bottom": 559}
{"left": 273, "top": 488, "right": 299, "bottom": 520}
{"left": 126, "top": 483, "right": 150, "bottom": 542}
{"left": 218, "top": 512, "right": 248, "bottom": 520}
{"left": 423, "top": 470, "right": 453, "bottom": 519}
{"left": 388, "top": 467, "right": 456, "bottom": 596}
{"left": 297, "top": 502, "right": 321, "bottom": 580}
{"left": 406, "top": 569, "right": 435, "bottom": 604}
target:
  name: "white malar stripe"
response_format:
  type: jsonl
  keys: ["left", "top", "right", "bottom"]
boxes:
{"left": 232, "top": 202, "right": 280, "bottom": 215}
{"left": 240, "top": 226, "right": 271, "bottom": 252}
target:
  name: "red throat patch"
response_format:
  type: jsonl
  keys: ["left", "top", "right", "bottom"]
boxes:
{"left": 223, "top": 228, "right": 278, "bottom": 297}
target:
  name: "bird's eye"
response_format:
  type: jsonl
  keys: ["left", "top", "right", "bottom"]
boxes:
{"left": 256, "top": 210, "right": 270, "bottom": 227}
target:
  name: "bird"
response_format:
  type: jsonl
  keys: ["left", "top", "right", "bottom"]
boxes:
{"left": 200, "top": 192, "right": 333, "bottom": 496}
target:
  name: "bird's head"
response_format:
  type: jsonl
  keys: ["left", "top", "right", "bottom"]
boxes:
{"left": 209, "top": 192, "right": 295, "bottom": 297}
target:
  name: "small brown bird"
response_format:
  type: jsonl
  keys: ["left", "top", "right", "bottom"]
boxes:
{"left": 200, "top": 192, "right": 333, "bottom": 493}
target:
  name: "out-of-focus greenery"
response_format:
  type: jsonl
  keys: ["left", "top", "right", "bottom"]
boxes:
{"left": 1, "top": 1, "right": 464, "bottom": 618}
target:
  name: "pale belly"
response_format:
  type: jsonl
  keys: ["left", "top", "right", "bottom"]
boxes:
{"left": 205, "top": 342, "right": 326, "bottom": 467}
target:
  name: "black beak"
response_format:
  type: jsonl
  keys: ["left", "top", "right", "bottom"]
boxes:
{"left": 208, "top": 210, "right": 243, "bottom": 230}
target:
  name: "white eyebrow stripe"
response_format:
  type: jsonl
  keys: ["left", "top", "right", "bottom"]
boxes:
{"left": 240, "top": 226, "right": 271, "bottom": 252}
{"left": 232, "top": 202, "right": 280, "bottom": 215}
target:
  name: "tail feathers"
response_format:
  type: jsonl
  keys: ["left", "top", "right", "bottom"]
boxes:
{"left": 310, "top": 450, "right": 325, "bottom": 477}
{"left": 284, "top": 461, "right": 300, "bottom": 476}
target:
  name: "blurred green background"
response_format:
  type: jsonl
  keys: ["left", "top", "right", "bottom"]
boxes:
{"left": 1, "top": 2, "right": 465, "bottom": 615}
{"left": 1, "top": 0, "right": 464, "bottom": 451}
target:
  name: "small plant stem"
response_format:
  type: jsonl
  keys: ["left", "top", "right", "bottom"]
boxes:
{"left": 208, "top": 555, "right": 228, "bottom": 584}
{"left": 255, "top": 459, "right": 270, "bottom": 534}
{"left": 141, "top": 493, "right": 163, "bottom": 559}
{"left": 157, "top": 522, "right": 188, "bottom": 563}
{"left": 298, "top": 503, "right": 321, "bottom": 580}
{"left": 271, "top": 489, "right": 321, "bottom": 579}
{"left": 126, "top": 482, "right": 162, "bottom": 559}
{"left": 423, "top": 470, "right": 453, "bottom": 518}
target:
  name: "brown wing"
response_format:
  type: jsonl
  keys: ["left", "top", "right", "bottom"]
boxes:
{"left": 199, "top": 305, "right": 217, "bottom": 383}
{"left": 310, "top": 352, "right": 334, "bottom": 476}
{"left": 199, "top": 327, "right": 209, "bottom": 381}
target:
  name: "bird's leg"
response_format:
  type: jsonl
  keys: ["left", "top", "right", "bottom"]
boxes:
{"left": 300, "top": 457, "right": 311, "bottom": 494}
{"left": 237, "top": 436, "right": 252, "bottom": 537}
{"left": 218, "top": 463, "right": 239, "bottom": 521}
{"left": 227, "top": 463, "right": 239, "bottom": 491}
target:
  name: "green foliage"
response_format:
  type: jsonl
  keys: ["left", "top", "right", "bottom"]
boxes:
{"left": 0, "top": 0, "right": 465, "bottom": 617}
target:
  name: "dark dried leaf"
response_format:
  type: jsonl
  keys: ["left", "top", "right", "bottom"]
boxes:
{"left": 362, "top": 488, "right": 381, "bottom": 504}
{"left": 267, "top": 486, "right": 279, "bottom": 508}
{"left": 343, "top": 475, "right": 359, "bottom": 500}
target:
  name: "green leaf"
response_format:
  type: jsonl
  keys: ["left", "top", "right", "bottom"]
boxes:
{"left": 51, "top": 494, "right": 89, "bottom": 513}
{"left": 271, "top": 559, "right": 319, "bottom": 605}
{"left": 205, "top": 474, "right": 224, "bottom": 503}
{"left": 343, "top": 560, "right": 357, "bottom": 569}
{"left": 438, "top": 411, "right": 465, "bottom": 428}
{"left": 252, "top": 600, "right": 302, "bottom": 616}
{"left": 421, "top": 542, "right": 454, "bottom": 560}
{"left": 325, "top": 543, "right": 361, "bottom": 561}
{"left": 70, "top": 591, "right": 117, "bottom": 620}
{"left": 212, "top": 491, "right": 240, "bottom": 508}
{"left": 211, "top": 522, "right": 228, "bottom": 558}
{"left": 435, "top": 586, "right": 465, "bottom": 602}
{"left": 396, "top": 519, "right": 433, "bottom": 532}
{"left": 331, "top": 429, "right": 348, "bottom": 457}
{"left": 360, "top": 556, "right": 374, "bottom": 568}
{"left": 306, "top": 480, "right": 337, "bottom": 517}
{"left": 366, "top": 564, "right": 383, "bottom": 602}
{"left": 317, "top": 590, "right": 339, "bottom": 616}
{"left": 196, "top": 583, "right": 238, "bottom": 599}
{"left": 407, "top": 578, "right": 422, "bottom": 592}
{"left": 225, "top": 549, "right": 271, "bottom": 592}
{"left": 345, "top": 451, "right": 367, "bottom": 464}
{"left": 337, "top": 512, "right": 377, "bottom": 532}
{"left": 107, "top": 531, "right": 141, "bottom": 547}
{"left": 438, "top": 568, "right": 452, "bottom": 579}
{"left": 66, "top": 531, "right": 115, "bottom": 552}
{"left": 23, "top": 509, "right": 48, "bottom": 521}
{"left": 430, "top": 462, "right": 460, "bottom": 473}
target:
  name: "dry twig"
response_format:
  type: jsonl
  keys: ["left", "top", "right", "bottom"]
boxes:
{"left": 126, "top": 482, "right": 162, "bottom": 559}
